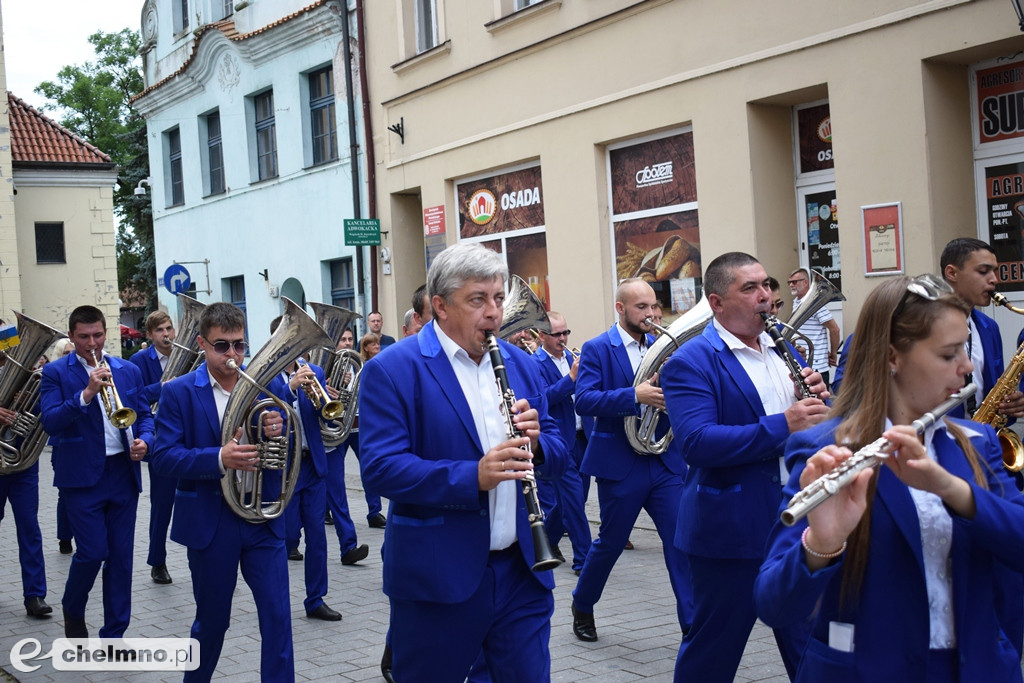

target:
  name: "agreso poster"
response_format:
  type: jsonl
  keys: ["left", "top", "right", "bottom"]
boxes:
{"left": 976, "top": 59, "right": 1024, "bottom": 145}
{"left": 456, "top": 166, "right": 544, "bottom": 238}
{"left": 609, "top": 132, "right": 700, "bottom": 319}
{"left": 985, "top": 161, "right": 1024, "bottom": 291}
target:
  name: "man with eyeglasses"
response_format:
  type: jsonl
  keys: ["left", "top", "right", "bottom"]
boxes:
{"left": 151, "top": 302, "right": 294, "bottom": 681}
{"left": 569, "top": 279, "right": 692, "bottom": 644}
{"left": 532, "top": 312, "right": 591, "bottom": 575}
{"left": 788, "top": 268, "right": 841, "bottom": 387}
{"left": 768, "top": 276, "right": 785, "bottom": 317}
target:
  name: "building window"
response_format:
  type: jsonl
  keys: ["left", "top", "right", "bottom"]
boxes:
{"left": 224, "top": 275, "right": 248, "bottom": 340}
{"left": 34, "top": 222, "right": 65, "bottom": 264}
{"left": 329, "top": 258, "right": 355, "bottom": 312}
{"left": 514, "top": 0, "right": 543, "bottom": 9}
{"left": 415, "top": 0, "right": 438, "bottom": 53}
{"left": 254, "top": 91, "right": 278, "bottom": 181}
{"left": 221, "top": 0, "right": 234, "bottom": 19}
{"left": 166, "top": 127, "right": 184, "bottom": 207}
{"left": 309, "top": 68, "right": 338, "bottom": 165}
{"left": 204, "top": 111, "right": 225, "bottom": 196}
{"left": 175, "top": 0, "right": 189, "bottom": 33}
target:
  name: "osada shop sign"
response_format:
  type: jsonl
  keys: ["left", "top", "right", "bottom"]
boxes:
{"left": 456, "top": 165, "right": 544, "bottom": 239}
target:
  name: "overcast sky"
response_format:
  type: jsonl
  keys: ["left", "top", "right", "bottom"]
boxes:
{"left": 3, "top": 0, "right": 142, "bottom": 111}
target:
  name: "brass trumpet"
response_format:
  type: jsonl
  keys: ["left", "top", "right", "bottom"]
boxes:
{"left": 294, "top": 358, "right": 345, "bottom": 421}
{"left": 90, "top": 349, "right": 137, "bottom": 429}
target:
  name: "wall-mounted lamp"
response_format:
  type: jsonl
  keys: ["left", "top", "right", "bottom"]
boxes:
{"left": 134, "top": 176, "right": 153, "bottom": 196}
{"left": 259, "top": 268, "right": 269, "bottom": 282}
{"left": 387, "top": 117, "right": 405, "bottom": 144}
{"left": 1012, "top": 0, "right": 1024, "bottom": 31}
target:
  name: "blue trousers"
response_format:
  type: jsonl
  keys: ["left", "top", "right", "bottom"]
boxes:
{"left": 573, "top": 455, "right": 692, "bottom": 631}
{"left": 0, "top": 462, "right": 46, "bottom": 601}
{"left": 324, "top": 447, "right": 359, "bottom": 558}
{"left": 184, "top": 508, "right": 293, "bottom": 682}
{"left": 146, "top": 465, "right": 176, "bottom": 567}
{"left": 285, "top": 457, "right": 329, "bottom": 613}
{"left": 346, "top": 432, "right": 383, "bottom": 520}
{"left": 61, "top": 454, "right": 138, "bottom": 637}
{"left": 391, "top": 547, "right": 553, "bottom": 683}
{"left": 540, "top": 462, "right": 592, "bottom": 571}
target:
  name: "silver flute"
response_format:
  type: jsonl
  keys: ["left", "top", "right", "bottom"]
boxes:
{"left": 780, "top": 383, "right": 976, "bottom": 526}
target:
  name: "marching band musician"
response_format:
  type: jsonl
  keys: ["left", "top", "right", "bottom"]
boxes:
{"left": 569, "top": 278, "right": 692, "bottom": 643}
{"left": 532, "top": 311, "right": 591, "bottom": 575}
{"left": 661, "top": 252, "right": 829, "bottom": 682}
{"left": 129, "top": 309, "right": 177, "bottom": 585}
{"left": 359, "top": 243, "right": 567, "bottom": 682}
{"left": 39, "top": 305, "right": 154, "bottom": 639}
{"left": 755, "top": 275, "right": 1024, "bottom": 682}
{"left": 151, "top": 302, "right": 293, "bottom": 682}
{"left": 268, "top": 316, "right": 343, "bottom": 621}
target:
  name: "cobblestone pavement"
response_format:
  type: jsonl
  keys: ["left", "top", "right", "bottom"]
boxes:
{"left": 0, "top": 449, "right": 789, "bottom": 681}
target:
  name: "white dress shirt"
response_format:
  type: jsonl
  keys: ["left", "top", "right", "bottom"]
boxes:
{"left": 75, "top": 352, "right": 125, "bottom": 455}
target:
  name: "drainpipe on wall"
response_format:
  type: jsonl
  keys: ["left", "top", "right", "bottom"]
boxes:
{"left": 354, "top": 0, "right": 378, "bottom": 313}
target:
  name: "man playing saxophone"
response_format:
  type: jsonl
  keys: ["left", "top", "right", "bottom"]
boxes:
{"left": 151, "top": 302, "right": 293, "bottom": 682}
{"left": 39, "top": 305, "right": 154, "bottom": 639}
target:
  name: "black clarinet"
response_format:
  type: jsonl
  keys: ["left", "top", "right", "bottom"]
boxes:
{"left": 485, "top": 332, "right": 563, "bottom": 572}
{"left": 760, "top": 312, "right": 818, "bottom": 400}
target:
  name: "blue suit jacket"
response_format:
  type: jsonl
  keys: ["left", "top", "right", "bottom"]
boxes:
{"left": 661, "top": 322, "right": 793, "bottom": 559}
{"left": 150, "top": 362, "right": 286, "bottom": 549}
{"left": 358, "top": 321, "right": 566, "bottom": 604}
{"left": 40, "top": 352, "right": 153, "bottom": 491}
{"left": 532, "top": 348, "right": 578, "bottom": 450}
{"left": 574, "top": 325, "right": 683, "bottom": 480}
{"left": 756, "top": 418, "right": 1024, "bottom": 682}
{"left": 129, "top": 345, "right": 164, "bottom": 405}
{"left": 267, "top": 364, "right": 329, "bottom": 479}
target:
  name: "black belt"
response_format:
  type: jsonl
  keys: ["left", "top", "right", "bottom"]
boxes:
{"left": 489, "top": 542, "right": 519, "bottom": 558}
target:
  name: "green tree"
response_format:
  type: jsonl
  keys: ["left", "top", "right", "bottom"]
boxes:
{"left": 35, "top": 28, "right": 156, "bottom": 312}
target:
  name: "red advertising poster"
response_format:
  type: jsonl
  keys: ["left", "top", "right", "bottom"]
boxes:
{"left": 985, "top": 161, "right": 1024, "bottom": 290}
{"left": 976, "top": 60, "right": 1024, "bottom": 145}
{"left": 423, "top": 205, "right": 445, "bottom": 236}
{"left": 456, "top": 166, "right": 544, "bottom": 239}
{"left": 609, "top": 132, "right": 696, "bottom": 215}
{"left": 861, "top": 203, "right": 903, "bottom": 275}
{"left": 797, "top": 103, "right": 834, "bottom": 174}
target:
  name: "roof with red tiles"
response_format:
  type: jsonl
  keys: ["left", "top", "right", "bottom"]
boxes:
{"left": 132, "top": 0, "right": 330, "bottom": 103}
{"left": 8, "top": 92, "right": 113, "bottom": 166}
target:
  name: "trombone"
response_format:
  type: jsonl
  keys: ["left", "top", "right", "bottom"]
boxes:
{"left": 90, "top": 349, "right": 137, "bottom": 429}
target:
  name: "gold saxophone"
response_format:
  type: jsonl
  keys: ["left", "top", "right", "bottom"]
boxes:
{"left": 972, "top": 339, "right": 1024, "bottom": 472}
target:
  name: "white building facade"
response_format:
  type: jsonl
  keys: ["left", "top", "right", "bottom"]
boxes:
{"left": 132, "top": 0, "right": 371, "bottom": 349}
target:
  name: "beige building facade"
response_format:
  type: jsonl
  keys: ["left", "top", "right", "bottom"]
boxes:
{"left": 363, "top": 0, "right": 1024, "bottom": 360}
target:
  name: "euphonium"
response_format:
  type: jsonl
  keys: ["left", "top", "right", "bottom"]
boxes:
{"left": 152, "top": 295, "right": 207, "bottom": 412}
{"left": 972, "top": 339, "right": 1024, "bottom": 472}
{"left": 0, "top": 312, "right": 66, "bottom": 473}
{"left": 91, "top": 349, "right": 137, "bottom": 429}
{"left": 625, "top": 295, "right": 713, "bottom": 455}
{"left": 219, "top": 298, "right": 333, "bottom": 523}
{"left": 307, "top": 302, "right": 362, "bottom": 447}
{"left": 500, "top": 275, "right": 552, "bottom": 340}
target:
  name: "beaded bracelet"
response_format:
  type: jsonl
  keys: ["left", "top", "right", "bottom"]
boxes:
{"left": 801, "top": 527, "right": 847, "bottom": 560}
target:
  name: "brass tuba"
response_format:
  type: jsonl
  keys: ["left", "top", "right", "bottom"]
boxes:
{"left": 0, "top": 312, "right": 67, "bottom": 473}
{"left": 500, "top": 275, "right": 552, "bottom": 340}
{"left": 307, "top": 302, "right": 362, "bottom": 447}
{"left": 152, "top": 295, "right": 208, "bottom": 412}
{"left": 625, "top": 295, "right": 713, "bottom": 455}
{"left": 219, "top": 298, "right": 333, "bottom": 523}
{"left": 779, "top": 270, "right": 846, "bottom": 367}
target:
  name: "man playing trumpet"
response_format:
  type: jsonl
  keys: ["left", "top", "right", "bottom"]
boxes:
{"left": 39, "top": 305, "right": 154, "bottom": 639}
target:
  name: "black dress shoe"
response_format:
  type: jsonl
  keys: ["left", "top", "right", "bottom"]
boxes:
{"left": 551, "top": 545, "right": 566, "bottom": 563}
{"left": 341, "top": 543, "right": 369, "bottom": 566}
{"left": 325, "top": 510, "right": 334, "bottom": 525}
{"left": 59, "top": 540, "right": 73, "bottom": 555}
{"left": 151, "top": 564, "right": 173, "bottom": 584}
{"left": 306, "top": 603, "right": 342, "bottom": 621}
{"left": 25, "top": 597, "right": 52, "bottom": 618}
{"left": 288, "top": 548, "right": 304, "bottom": 561}
{"left": 63, "top": 609, "right": 88, "bottom": 639}
{"left": 571, "top": 603, "right": 598, "bottom": 642}
{"left": 368, "top": 513, "right": 387, "bottom": 528}
{"left": 624, "top": 539, "right": 635, "bottom": 550}
{"left": 381, "top": 644, "right": 395, "bottom": 683}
